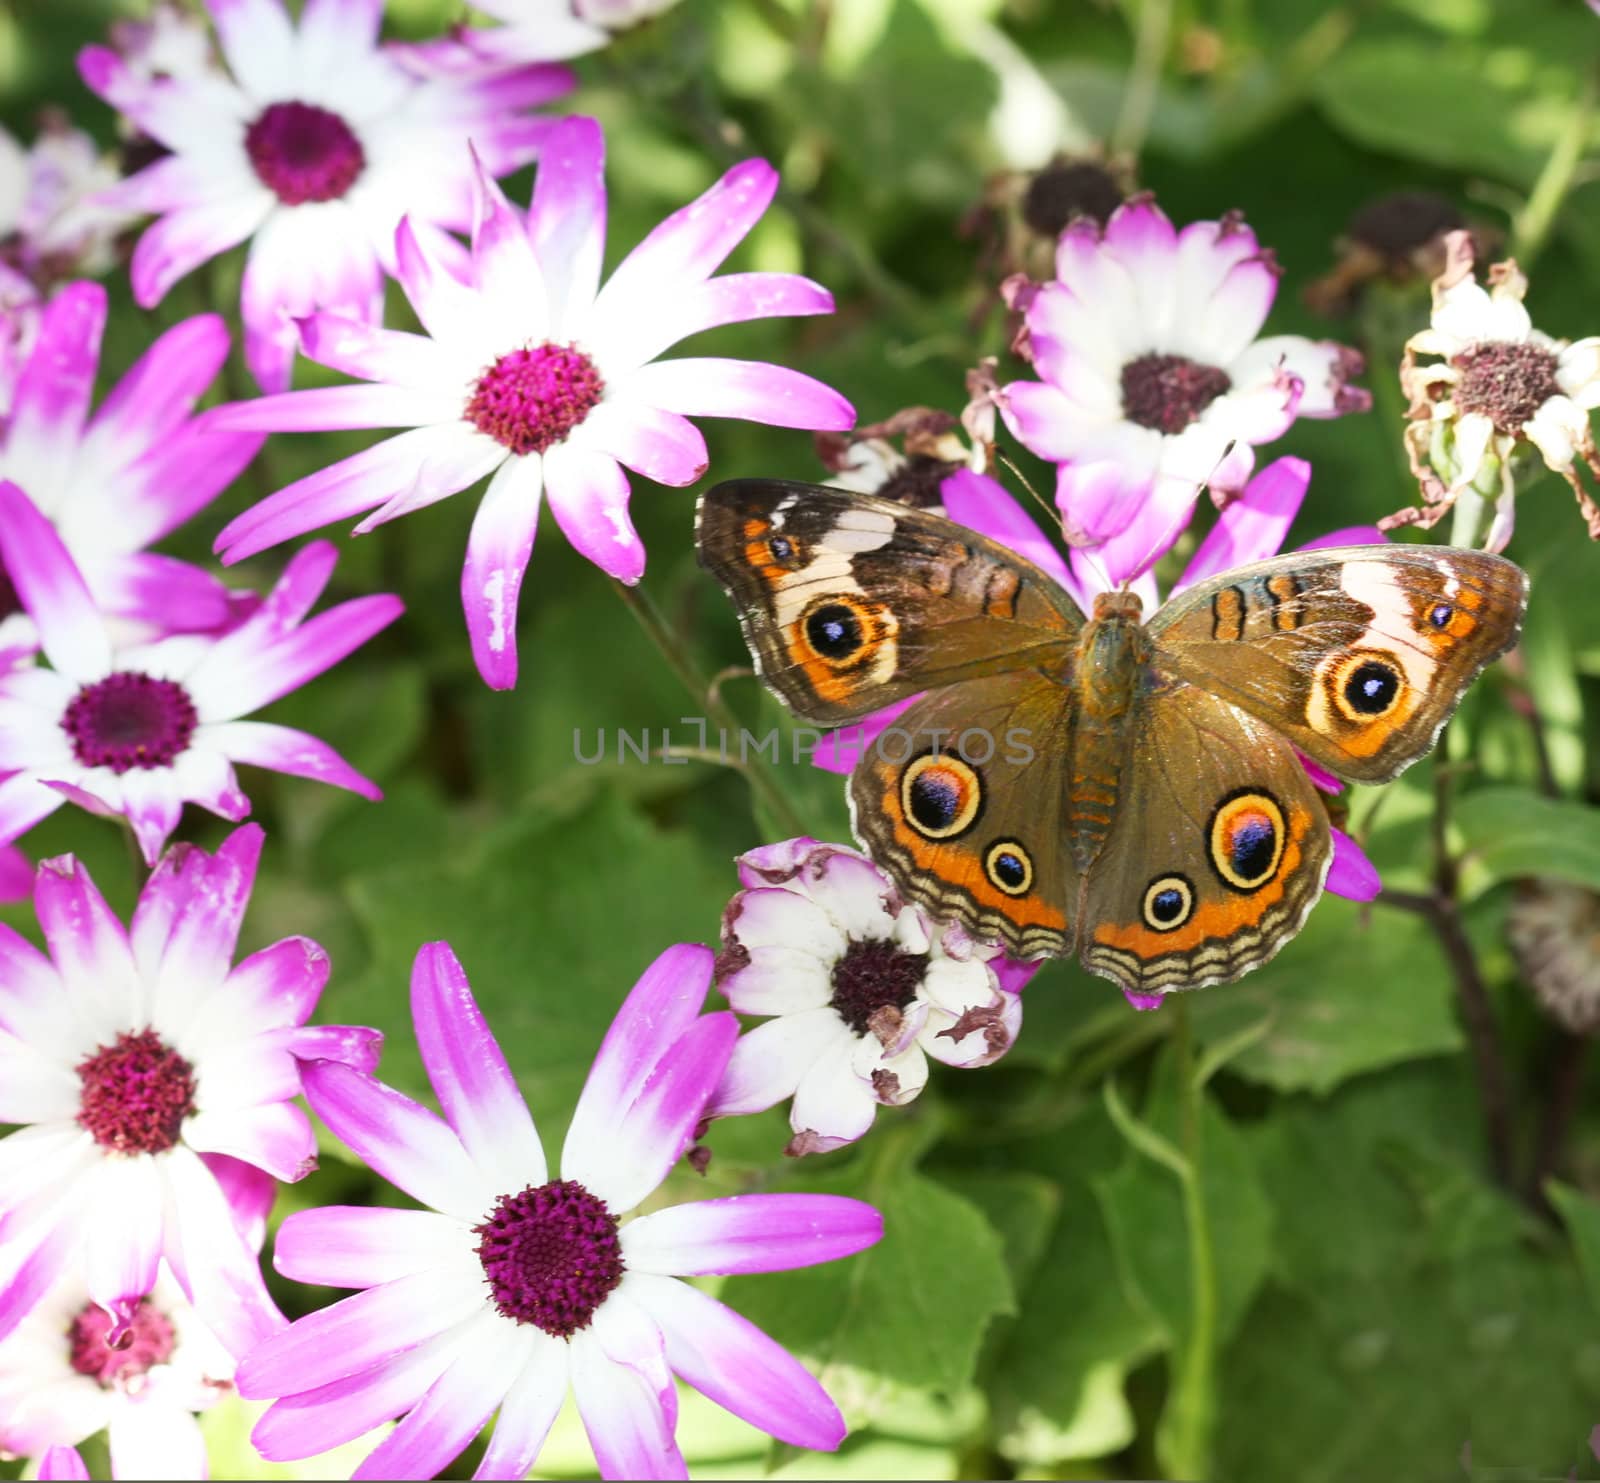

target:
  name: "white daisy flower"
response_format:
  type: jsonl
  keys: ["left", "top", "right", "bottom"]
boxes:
{"left": 1385, "top": 230, "right": 1600, "bottom": 551}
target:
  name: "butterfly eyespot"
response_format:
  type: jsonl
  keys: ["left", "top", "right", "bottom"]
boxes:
{"left": 769, "top": 534, "right": 798, "bottom": 563}
{"left": 1344, "top": 660, "right": 1400, "bottom": 715}
{"left": 804, "top": 602, "right": 863, "bottom": 661}
{"left": 1429, "top": 603, "right": 1453, "bottom": 629}
{"left": 1317, "top": 648, "right": 1409, "bottom": 727}
{"left": 1141, "top": 874, "right": 1195, "bottom": 931}
{"left": 1208, "top": 790, "right": 1285, "bottom": 892}
{"left": 901, "top": 753, "right": 982, "bottom": 840}
{"left": 984, "top": 840, "right": 1033, "bottom": 896}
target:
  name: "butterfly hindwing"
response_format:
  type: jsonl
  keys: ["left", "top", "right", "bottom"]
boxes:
{"left": 1150, "top": 546, "right": 1528, "bottom": 783}
{"left": 848, "top": 672, "right": 1079, "bottom": 959}
{"left": 696, "top": 479, "right": 1082, "bottom": 725}
{"left": 1079, "top": 683, "right": 1333, "bottom": 993}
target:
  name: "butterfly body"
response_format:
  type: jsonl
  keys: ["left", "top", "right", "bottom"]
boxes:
{"left": 698, "top": 479, "right": 1528, "bottom": 994}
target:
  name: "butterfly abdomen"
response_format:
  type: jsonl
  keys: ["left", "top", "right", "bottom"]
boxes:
{"left": 1066, "top": 608, "right": 1152, "bottom": 869}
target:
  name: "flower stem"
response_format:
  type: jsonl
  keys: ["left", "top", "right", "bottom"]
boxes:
{"left": 1162, "top": 996, "right": 1218, "bottom": 1483}
{"left": 611, "top": 579, "right": 809, "bottom": 839}
{"left": 1111, "top": 0, "right": 1175, "bottom": 162}
{"left": 1512, "top": 62, "right": 1598, "bottom": 268}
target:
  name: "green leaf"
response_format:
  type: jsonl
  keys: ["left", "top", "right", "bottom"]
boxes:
{"left": 331, "top": 790, "right": 733, "bottom": 1133}
{"left": 1188, "top": 892, "right": 1464, "bottom": 1094}
{"left": 1453, "top": 787, "right": 1600, "bottom": 897}
{"left": 719, "top": 1137, "right": 1014, "bottom": 1431}
{"left": 1548, "top": 1181, "right": 1600, "bottom": 1323}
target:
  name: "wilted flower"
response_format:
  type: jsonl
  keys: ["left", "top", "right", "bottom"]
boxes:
{"left": 708, "top": 838, "right": 1034, "bottom": 1153}
{"left": 237, "top": 942, "right": 880, "bottom": 1480}
{"left": 0, "top": 281, "right": 261, "bottom": 653}
{"left": 107, "top": 2, "right": 215, "bottom": 86}
{"left": 0, "top": 117, "right": 129, "bottom": 287}
{"left": 1302, "top": 189, "right": 1484, "bottom": 318}
{"left": 1508, "top": 880, "right": 1600, "bottom": 1035}
{"left": 0, "top": 266, "right": 41, "bottom": 426}
{"left": 0, "top": 1268, "right": 231, "bottom": 1479}
{"left": 1383, "top": 231, "right": 1600, "bottom": 551}
{"left": 1002, "top": 196, "right": 1370, "bottom": 581}
{"left": 209, "top": 115, "right": 852, "bottom": 689}
{"left": 78, "top": 0, "right": 574, "bottom": 390}
{"left": 0, "top": 826, "right": 379, "bottom": 1360}
{"left": 0, "top": 484, "right": 399, "bottom": 862}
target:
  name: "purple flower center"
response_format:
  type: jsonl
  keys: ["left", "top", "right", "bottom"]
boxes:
{"left": 63, "top": 672, "right": 198, "bottom": 773}
{"left": 68, "top": 1297, "right": 176, "bottom": 1387}
{"left": 76, "top": 1028, "right": 197, "bottom": 1155}
{"left": 1022, "top": 161, "right": 1124, "bottom": 237}
{"left": 1120, "top": 352, "right": 1232, "bottom": 435}
{"left": 474, "top": 1179, "right": 624, "bottom": 1337}
{"left": 830, "top": 938, "right": 928, "bottom": 1036}
{"left": 1451, "top": 340, "right": 1562, "bottom": 433}
{"left": 245, "top": 100, "right": 365, "bottom": 206}
{"left": 466, "top": 343, "right": 606, "bottom": 457}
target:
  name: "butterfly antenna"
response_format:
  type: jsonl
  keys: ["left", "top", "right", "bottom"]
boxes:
{"left": 997, "top": 451, "right": 1062, "bottom": 530}
{"left": 1118, "top": 440, "right": 1240, "bottom": 590}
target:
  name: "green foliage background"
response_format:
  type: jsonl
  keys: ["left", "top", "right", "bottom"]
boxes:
{"left": 5, "top": 0, "right": 1600, "bottom": 1478}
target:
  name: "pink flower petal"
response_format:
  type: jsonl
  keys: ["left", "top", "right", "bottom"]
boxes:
{"left": 203, "top": 382, "right": 447, "bottom": 432}
{"left": 300, "top": 1059, "right": 491, "bottom": 1219}
{"left": 1170, "top": 455, "right": 1310, "bottom": 596}
{"left": 250, "top": 1332, "right": 460, "bottom": 1462}
{"left": 543, "top": 443, "right": 645, "bottom": 583}
{"left": 274, "top": 1023, "right": 381, "bottom": 1072}
{"left": 472, "top": 1334, "right": 568, "bottom": 1481}
{"left": 0, "top": 775, "right": 66, "bottom": 853}
{"left": 393, "top": 214, "right": 482, "bottom": 345}
{"left": 186, "top": 1101, "right": 316, "bottom": 1182}
{"left": 1297, "top": 524, "right": 1386, "bottom": 551}
{"left": 0, "top": 1209, "right": 74, "bottom": 1344}
{"left": 1328, "top": 827, "right": 1381, "bottom": 902}
{"left": 119, "top": 763, "right": 186, "bottom": 865}
{"left": 703, "top": 1007, "right": 847, "bottom": 1120}
{"left": 624, "top": 272, "right": 836, "bottom": 369}
{"left": 298, "top": 0, "right": 384, "bottom": 55}
{"left": 0, "top": 480, "right": 112, "bottom": 680}
{"left": 469, "top": 152, "right": 546, "bottom": 338}
{"left": 84, "top": 1158, "right": 164, "bottom": 1329}
{"left": 86, "top": 310, "right": 229, "bottom": 453}
{"left": 274, "top": 1205, "right": 471, "bottom": 1288}
{"left": 593, "top": 157, "right": 777, "bottom": 328}
{"left": 577, "top": 401, "right": 708, "bottom": 487}
{"left": 460, "top": 455, "right": 542, "bottom": 690}
{"left": 0, "top": 847, "right": 31, "bottom": 906}
{"left": 83, "top": 553, "right": 236, "bottom": 633}
{"left": 5, "top": 282, "right": 106, "bottom": 469}
{"left": 562, "top": 944, "right": 715, "bottom": 1174}
{"left": 622, "top": 1193, "right": 882, "bottom": 1276}
{"left": 162, "top": 1145, "right": 286, "bottom": 1359}
{"left": 528, "top": 115, "right": 607, "bottom": 335}
{"left": 1052, "top": 449, "right": 1157, "bottom": 548}
{"left": 133, "top": 822, "right": 262, "bottom": 990}
{"left": 810, "top": 695, "right": 920, "bottom": 776}
{"left": 38, "top": 1447, "right": 88, "bottom": 1481}
{"left": 1195, "top": 255, "right": 1279, "bottom": 364}
{"left": 1001, "top": 377, "right": 1097, "bottom": 463}
{"left": 129, "top": 195, "right": 273, "bottom": 310}
{"left": 236, "top": 1270, "right": 484, "bottom": 1399}
{"left": 624, "top": 357, "right": 854, "bottom": 431}
{"left": 940, "top": 467, "right": 1073, "bottom": 589}
{"left": 410, "top": 941, "right": 546, "bottom": 1190}
{"left": 203, "top": 720, "right": 381, "bottom": 799}
{"left": 201, "top": 1151, "right": 277, "bottom": 1251}
{"left": 570, "top": 1309, "right": 684, "bottom": 1481}
{"left": 34, "top": 849, "right": 140, "bottom": 1034}
{"left": 295, "top": 311, "right": 446, "bottom": 388}
{"left": 1124, "top": 990, "right": 1164, "bottom": 1011}
{"left": 208, "top": 0, "right": 297, "bottom": 97}
{"left": 350, "top": 1319, "right": 515, "bottom": 1482}
{"left": 636, "top": 1273, "right": 846, "bottom": 1452}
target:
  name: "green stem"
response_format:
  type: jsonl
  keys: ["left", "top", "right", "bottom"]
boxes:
{"left": 1512, "top": 63, "right": 1598, "bottom": 268}
{"left": 611, "top": 579, "right": 809, "bottom": 839}
{"left": 1111, "top": 0, "right": 1175, "bottom": 162}
{"left": 1164, "top": 998, "right": 1217, "bottom": 1482}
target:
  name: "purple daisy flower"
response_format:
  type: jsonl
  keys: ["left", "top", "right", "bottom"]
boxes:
{"left": 0, "top": 481, "right": 400, "bottom": 863}
{"left": 809, "top": 460, "right": 1383, "bottom": 1011}
{"left": 0, "top": 1266, "right": 231, "bottom": 1479}
{"left": 0, "top": 282, "right": 262, "bottom": 657}
{"left": 237, "top": 941, "right": 881, "bottom": 1480}
{"left": 1002, "top": 197, "right": 1370, "bottom": 580}
{"left": 77, "top": 0, "right": 574, "bottom": 392}
{"left": 0, "top": 825, "right": 380, "bottom": 1361}
{"left": 207, "top": 114, "right": 854, "bottom": 689}
{"left": 707, "top": 838, "right": 1035, "bottom": 1155}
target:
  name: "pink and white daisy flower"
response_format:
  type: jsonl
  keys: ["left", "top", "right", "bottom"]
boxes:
{"left": 207, "top": 113, "right": 853, "bottom": 689}
{"left": 39, "top": 1445, "right": 89, "bottom": 1480}
{"left": 809, "top": 460, "right": 1383, "bottom": 1010}
{"left": 707, "top": 838, "right": 1034, "bottom": 1155}
{"left": 0, "top": 1267, "right": 231, "bottom": 1480}
{"left": 0, "top": 826, "right": 381, "bottom": 1361}
{"left": 0, "top": 267, "right": 41, "bottom": 431}
{"left": 0, "top": 118, "right": 128, "bottom": 287}
{"left": 0, "top": 481, "right": 400, "bottom": 862}
{"left": 77, "top": 0, "right": 575, "bottom": 392}
{"left": 0, "top": 281, "right": 261, "bottom": 655}
{"left": 236, "top": 941, "right": 881, "bottom": 1480}
{"left": 1001, "top": 196, "right": 1370, "bottom": 581}
{"left": 108, "top": 2, "right": 216, "bottom": 87}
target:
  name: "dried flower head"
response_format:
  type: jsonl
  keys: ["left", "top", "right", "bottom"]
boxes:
{"left": 1508, "top": 880, "right": 1600, "bottom": 1035}
{"left": 1383, "top": 231, "right": 1600, "bottom": 551}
